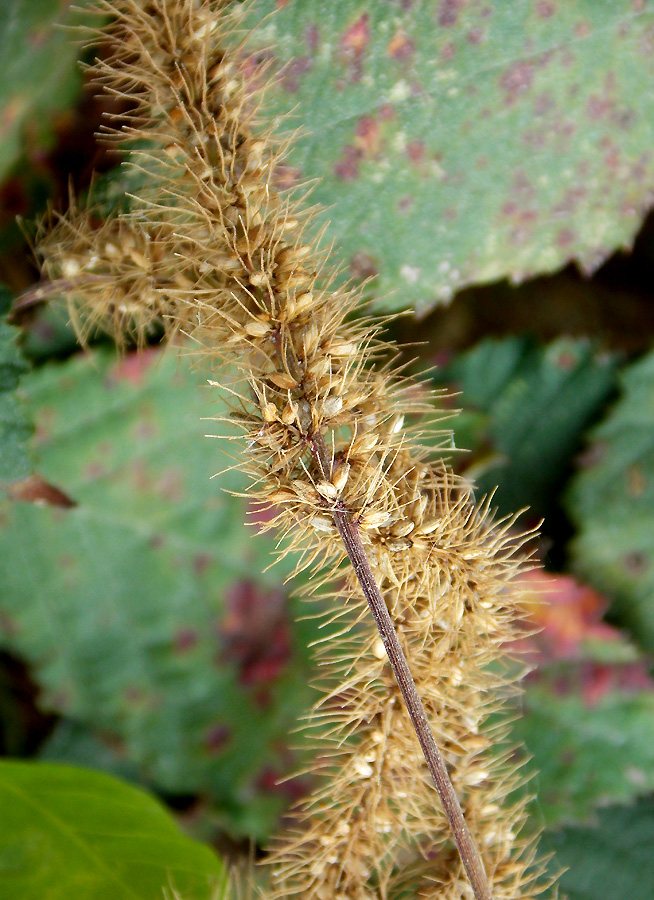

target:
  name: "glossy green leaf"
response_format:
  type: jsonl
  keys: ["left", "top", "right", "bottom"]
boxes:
{"left": 0, "top": 348, "right": 317, "bottom": 839}
{"left": 239, "top": 1, "right": 654, "bottom": 313}
{"left": 0, "top": 760, "right": 226, "bottom": 900}
{"left": 432, "top": 336, "right": 617, "bottom": 518}
{"left": 542, "top": 796, "right": 654, "bottom": 900}
{"left": 567, "top": 348, "right": 654, "bottom": 654}
{"left": 0, "top": 315, "right": 32, "bottom": 482}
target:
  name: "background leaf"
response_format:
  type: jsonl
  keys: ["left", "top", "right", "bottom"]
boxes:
{"left": 432, "top": 336, "right": 617, "bottom": 519}
{"left": 518, "top": 686, "right": 654, "bottom": 827}
{"left": 0, "top": 0, "right": 88, "bottom": 183}
{"left": 240, "top": 0, "right": 654, "bottom": 313}
{"left": 0, "top": 347, "right": 319, "bottom": 839}
{"left": 0, "top": 760, "right": 226, "bottom": 900}
{"left": 567, "top": 348, "right": 654, "bottom": 655}
{"left": 542, "top": 796, "right": 654, "bottom": 900}
{"left": 509, "top": 573, "right": 654, "bottom": 827}
{"left": 0, "top": 312, "right": 32, "bottom": 482}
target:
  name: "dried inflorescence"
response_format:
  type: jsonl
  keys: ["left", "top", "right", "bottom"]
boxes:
{"left": 37, "top": 1, "right": 553, "bottom": 898}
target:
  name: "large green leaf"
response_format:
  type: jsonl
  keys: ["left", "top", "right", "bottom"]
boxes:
{"left": 542, "top": 796, "right": 654, "bottom": 900}
{"left": 0, "top": 315, "right": 32, "bottom": 482}
{"left": 432, "top": 336, "right": 617, "bottom": 518}
{"left": 566, "top": 347, "right": 654, "bottom": 655}
{"left": 0, "top": 348, "right": 317, "bottom": 839}
{"left": 0, "top": 0, "right": 89, "bottom": 182}
{"left": 238, "top": 1, "right": 654, "bottom": 313}
{"left": 0, "top": 760, "right": 226, "bottom": 900}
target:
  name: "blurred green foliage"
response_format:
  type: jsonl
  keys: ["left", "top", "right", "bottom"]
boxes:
{"left": 432, "top": 336, "right": 618, "bottom": 519}
{"left": 0, "top": 315, "right": 32, "bottom": 481}
{"left": 568, "top": 348, "right": 654, "bottom": 655}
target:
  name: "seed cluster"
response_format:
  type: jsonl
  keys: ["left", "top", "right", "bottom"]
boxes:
{"left": 38, "top": 2, "right": 551, "bottom": 898}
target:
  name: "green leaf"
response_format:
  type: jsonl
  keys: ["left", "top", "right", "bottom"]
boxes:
{"left": 0, "top": 348, "right": 317, "bottom": 839}
{"left": 432, "top": 336, "right": 617, "bottom": 518}
{"left": 0, "top": 314, "right": 32, "bottom": 483}
{"left": 0, "top": 0, "right": 89, "bottom": 182}
{"left": 515, "top": 684, "right": 654, "bottom": 828}
{"left": 0, "top": 760, "right": 226, "bottom": 900}
{"left": 566, "top": 348, "right": 654, "bottom": 654}
{"left": 542, "top": 796, "right": 654, "bottom": 900}
{"left": 238, "top": 1, "right": 654, "bottom": 313}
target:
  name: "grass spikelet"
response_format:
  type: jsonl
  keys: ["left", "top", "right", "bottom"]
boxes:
{"left": 35, "top": 2, "right": 555, "bottom": 898}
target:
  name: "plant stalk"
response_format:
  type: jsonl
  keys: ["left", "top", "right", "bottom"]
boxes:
{"left": 310, "top": 433, "right": 493, "bottom": 900}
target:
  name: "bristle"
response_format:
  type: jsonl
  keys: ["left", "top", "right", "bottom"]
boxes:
{"left": 36, "top": 2, "right": 553, "bottom": 898}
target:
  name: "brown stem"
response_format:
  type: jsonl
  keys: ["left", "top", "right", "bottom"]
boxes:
{"left": 310, "top": 432, "right": 493, "bottom": 900}
{"left": 9, "top": 276, "right": 113, "bottom": 320}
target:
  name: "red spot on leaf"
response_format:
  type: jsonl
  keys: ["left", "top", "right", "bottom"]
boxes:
{"left": 552, "top": 186, "right": 587, "bottom": 216}
{"left": 582, "top": 662, "right": 654, "bottom": 705}
{"left": 157, "top": 467, "right": 184, "bottom": 502}
{"left": 247, "top": 499, "right": 278, "bottom": 531}
{"left": 340, "top": 14, "right": 369, "bottom": 83}
{"left": 110, "top": 348, "right": 160, "bottom": 383}
{"left": 272, "top": 163, "right": 302, "bottom": 191}
{"left": 519, "top": 572, "right": 625, "bottom": 663}
{"left": 511, "top": 169, "right": 535, "bottom": 199}
{"left": 556, "top": 228, "right": 575, "bottom": 247}
{"left": 553, "top": 348, "right": 578, "bottom": 369}
{"left": 387, "top": 30, "right": 415, "bottom": 61}
{"left": 82, "top": 462, "right": 107, "bottom": 481}
{"left": 622, "top": 551, "right": 648, "bottom": 576}
{"left": 123, "top": 685, "right": 156, "bottom": 708}
{"left": 255, "top": 766, "right": 307, "bottom": 802}
{"left": 405, "top": 139, "right": 425, "bottom": 166}
{"left": 350, "top": 252, "right": 378, "bottom": 281}
{"left": 534, "top": 91, "right": 553, "bottom": 115}
{"left": 29, "top": 28, "right": 49, "bottom": 49}
{"left": 467, "top": 28, "right": 484, "bottom": 44}
{"left": 522, "top": 127, "right": 546, "bottom": 149}
{"left": 305, "top": 24, "right": 320, "bottom": 51}
{"left": 219, "top": 581, "right": 291, "bottom": 688}
{"left": 0, "top": 610, "right": 18, "bottom": 638}
{"left": 193, "top": 552, "right": 213, "bottom": 575}
{"left": 355, "top": 115, "right": 381, "bottom": 156}
{"left": 133, "top": 421, "right": 157, "bottom": 441}
{"left": 441, "top": 42, "right": 457, "bottom": 60}
{"left": 437, "top": 0, "right": 464, "bottom": 27}
{"left": 587, "top": 94, "right": 612, "bottom": 120}
{"left": 280, "top": 55, "right": 313, "bottom": 93}
{"left": 500, "top": 61, "right": 534, "bottom": 104}
{"left": 333, "top": 144, "right": 361, "bottom": 181}
{"left": 174, "top": 627, "right": 199, "bottom": 652}
{"left": 205, "top": 723, "right": 230, "bottom": 753}
{"left": 536, "top": 1, "right": 556, "bottom": 17}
